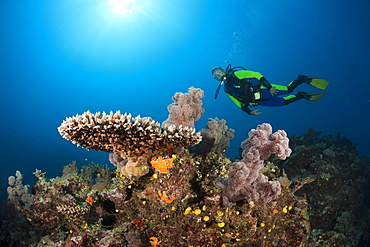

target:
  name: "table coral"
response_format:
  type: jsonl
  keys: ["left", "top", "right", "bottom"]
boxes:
{"left": 58, "top": 110, "right": 201, "bottom": 178}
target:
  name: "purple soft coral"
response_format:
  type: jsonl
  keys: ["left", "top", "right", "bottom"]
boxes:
{"left": 216, "top": 123, "right": 292, "bottom": 206}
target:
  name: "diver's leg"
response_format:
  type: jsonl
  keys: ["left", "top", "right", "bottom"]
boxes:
{"left": 283, "top": 92, "right": 309, "bottom": 105}
{"left": 258, "top": 96, "right": 285, "bottom": 107}
{"left": 287, "top": 75, "right": 308, "bottom": 93}
{"left": 258, "top": 88, "right": 287, "bottom": 106}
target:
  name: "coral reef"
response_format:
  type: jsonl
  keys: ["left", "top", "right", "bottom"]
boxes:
{"left": 2, "top": 125, "right": 370, "bottom": 246}
{"left": 193, "top": 117, "right": 235, "bottom": 156}
{"left": 216, "top": 123, "right": 292, "bottom": 206}
{"left": 162, "top": 86, "right": 205, "bottom": 129}
{"left": 58, "top": 110, "right": 201, "bottom": 178}
{"left": 3, "top": 150, "right": 313, "bottom": 247}
{"left": 275, "top": 128, "right": 370, "bottom": 246}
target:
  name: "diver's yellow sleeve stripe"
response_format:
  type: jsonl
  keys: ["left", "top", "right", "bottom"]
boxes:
{"left": 225, "top": 93, "right": 243, "bottom": 108}
{"left": 234, "top": 70, "right": 264, "bottom": 80}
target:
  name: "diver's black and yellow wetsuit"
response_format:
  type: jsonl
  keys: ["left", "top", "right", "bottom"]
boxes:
{"left": 223, "top": 69, "right": 326, "bottom": 115}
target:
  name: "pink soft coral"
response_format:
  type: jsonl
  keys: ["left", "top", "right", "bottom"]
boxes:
{"left": 216, "top": 123, "right": 292, "bottom": 206}
{"left": 162, "top": 87, "right": 204, "bottom": 129}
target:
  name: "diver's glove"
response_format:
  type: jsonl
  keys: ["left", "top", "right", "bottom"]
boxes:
{"left": 250, "top": 109, "right": 262, "bottom": 116}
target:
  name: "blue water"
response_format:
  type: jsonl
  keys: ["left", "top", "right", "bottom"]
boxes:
{"left": 1, "top": 0, "right": 369, "bottom": 188}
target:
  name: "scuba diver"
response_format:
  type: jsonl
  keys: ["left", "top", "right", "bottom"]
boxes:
{"left": 212, "top": 65, "right": 329, "bottom": 116}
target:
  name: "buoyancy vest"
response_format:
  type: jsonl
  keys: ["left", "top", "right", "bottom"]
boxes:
{"left": 224, "top": 70, "right": 262, "bottom": 105}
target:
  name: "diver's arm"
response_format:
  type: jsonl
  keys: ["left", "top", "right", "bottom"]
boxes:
{"left": 226, "top": 93, "right": 251, "bottom": 115}
{"left": 260, "top": 77, "right": 278, "bottom": 95}
{"left": 225, "top": 92, "right": 261, "bottom": 116}
{"left": 241, "top": 104, "right": 252, "bottom": 115}
{"left": 260, "top": 77, "right": 272, "bottom": 89}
